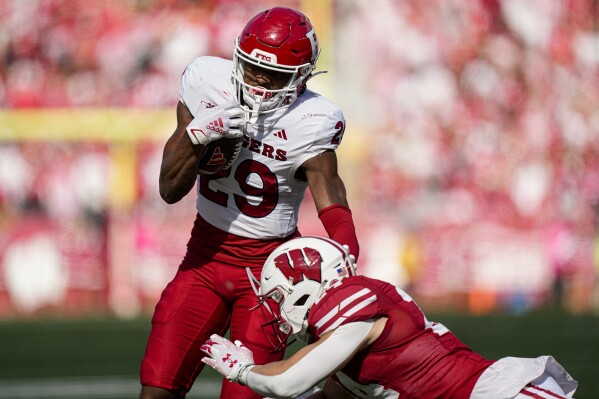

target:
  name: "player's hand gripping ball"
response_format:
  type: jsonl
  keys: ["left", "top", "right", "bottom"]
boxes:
{"left": 185, "top": 101, "right": 245, "bottom": 175}
{"left": 198, "top": 136, "right": 243, "bottom": 175}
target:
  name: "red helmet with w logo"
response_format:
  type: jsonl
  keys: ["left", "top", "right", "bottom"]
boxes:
{"left": 249, "top": 236, "right": 356, "bottom": 350}
{"left": 232, "top": 7, "right": 321, "bottom": 115}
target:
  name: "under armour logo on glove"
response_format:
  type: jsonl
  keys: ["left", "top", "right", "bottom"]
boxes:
{"left": 187, "top": 101, "right": 245, "bottom": 146}
{"left": 201, "top": 334, "right": 255, "bottom": 384}
{"left": 222, "top": 354, "right": 238, "bottom": 368}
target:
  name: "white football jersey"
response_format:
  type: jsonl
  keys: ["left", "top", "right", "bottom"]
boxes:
{"left": 180, "top": 56, "right": 346, "bottom": 239}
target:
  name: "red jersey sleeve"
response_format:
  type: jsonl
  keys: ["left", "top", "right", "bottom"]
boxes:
{"left": 308, "top": 280, "right": 381, "bottom": 338}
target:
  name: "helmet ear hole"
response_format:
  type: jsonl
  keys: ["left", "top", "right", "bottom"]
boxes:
{"left": 294, "top": 294, "right": 310, "bottom": 307}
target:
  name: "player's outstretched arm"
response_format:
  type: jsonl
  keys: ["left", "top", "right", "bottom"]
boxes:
{"left": 202, "top": 321, "right": 377, "bottom": 399}
{"left": 159, "top": 101, "right": 204, "bottom": 204}
{"left": 303, "top": 150, "right": 360, "bottom": 260}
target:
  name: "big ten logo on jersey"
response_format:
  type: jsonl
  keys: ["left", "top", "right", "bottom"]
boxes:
{"left": 274, "top": 247, "right": 322, "bottom": 283}
{"left": 242, "top": 134, "right": 287, "bottom": 161}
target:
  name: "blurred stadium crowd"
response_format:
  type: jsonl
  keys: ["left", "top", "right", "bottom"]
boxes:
{"left": 0, "top": 0, "right": 598, "bottom": 317}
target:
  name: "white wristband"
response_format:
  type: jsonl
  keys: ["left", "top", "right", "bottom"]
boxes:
{"left": 237, "top": 363, "right": 255, "bottom": 386}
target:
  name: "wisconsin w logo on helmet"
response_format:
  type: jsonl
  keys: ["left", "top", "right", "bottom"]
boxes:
{"left": 253, "top": 236, "right": 357, "bottom": 350}
{"left": 274, "top": 247, "right": 322, "bottom": 284}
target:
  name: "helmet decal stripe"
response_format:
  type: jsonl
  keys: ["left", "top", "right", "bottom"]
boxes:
{"left": 306, "top": 29, "right": 318, "bottom": 61}
{"left": 310, "top": 236, "right": 347, "bottom": 255}
{"left": 309, "top": 236, "right": 356, "bottom": 275}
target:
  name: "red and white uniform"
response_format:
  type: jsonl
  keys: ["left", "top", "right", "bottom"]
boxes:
{"left": 180, "top": 56, "right": 345, "bottom": 266}
{"left": 309, "top": 276, "right": 494, "bottom": 398}
{"left": 244, "top": 275, "right": 577, "bottom": 399}
{"left": 141, "top": 56, "right": 348, "bottom": 398}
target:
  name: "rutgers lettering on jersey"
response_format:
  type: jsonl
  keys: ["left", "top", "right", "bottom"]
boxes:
{"left": 243, "top": 134, "right": 287, "bottom": 161}
{"left": 180, "top": 56, "right": 346, "bottom": 239}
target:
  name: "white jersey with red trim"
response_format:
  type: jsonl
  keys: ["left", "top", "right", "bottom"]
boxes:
{"left": 180, "top": 56, "right": 346, "bottom": 239}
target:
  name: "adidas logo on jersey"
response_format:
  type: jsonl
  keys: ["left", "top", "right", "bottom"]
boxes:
{"left": 273, "top": 129, "right": 287, "bottom": 140}
{"left": 206, "top": 118, "right": 226, "bottom": 134}
{"left": 207, "top": 147, "right": 226, "bottom": 165}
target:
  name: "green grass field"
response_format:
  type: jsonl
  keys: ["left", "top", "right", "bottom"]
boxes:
{"left": 0, "top": 312, "right": 596, "bottom": 399}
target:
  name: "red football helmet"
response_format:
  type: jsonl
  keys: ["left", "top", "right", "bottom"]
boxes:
{"left": 232, "top": 7, "right": 321, "bottom": 116}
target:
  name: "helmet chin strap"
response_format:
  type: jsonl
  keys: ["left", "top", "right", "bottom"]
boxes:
{"left": 246, "top": 267, "right": 261, "bottom": 297}
{"left": 249, "top": 95, "right": 262, "bottom": 124}
{"left": 241, "top": 88, "right": 266, "bottom": 124}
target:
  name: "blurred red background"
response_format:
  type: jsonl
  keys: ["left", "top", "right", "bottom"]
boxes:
{"left": 0, "top": 0, "right": 597, "bottom": 318}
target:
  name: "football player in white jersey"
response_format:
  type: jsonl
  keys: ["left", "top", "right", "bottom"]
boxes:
{"left": 139, "top": 7, "right": 359, "bottom": 399}
{"left": 201, "top": 236, "right": 578, "bottom": 399}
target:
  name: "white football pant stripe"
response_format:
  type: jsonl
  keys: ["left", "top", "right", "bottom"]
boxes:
{"left": 515, "top": 382, "right": 570, "bottom": 398}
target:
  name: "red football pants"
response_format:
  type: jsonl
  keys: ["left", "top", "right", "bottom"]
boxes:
{"left": 140, "top": 261, "right": 285, "bottom": 398}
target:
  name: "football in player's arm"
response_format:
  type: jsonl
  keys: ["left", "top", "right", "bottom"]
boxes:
{"left": 201, "top": 237, "right": 578, "bottom": 399}
{"left": 140, "top": 7, "right": 359, "bottom": 399}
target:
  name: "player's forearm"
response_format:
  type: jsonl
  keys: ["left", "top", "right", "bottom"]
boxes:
{"left": 309, "top": 172, "right": 350, "bottom": 211}
{"left": 244, "top": 322, "right": 373, "bottom": 399}
{"left": 249, "top": 341, "right": 317, "bottom": 377}
{"left": 305, "top": 163, "right": 359, "bottom": 259}
{"left": 159, "top": 132, "right": 202, "bottom": 203}
{"left": 245, "top": 359, "right": 327, "bottom": 398}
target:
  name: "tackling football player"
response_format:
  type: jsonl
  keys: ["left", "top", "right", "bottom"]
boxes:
{"left": 139, "top": 7, "right": 359, "bottom": 399}
{"left": 201, "top": 236, "right": 578, "bottom": 399}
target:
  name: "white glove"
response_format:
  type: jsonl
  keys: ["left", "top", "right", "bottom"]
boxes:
{"left": 187, "top": 101, "right": 245, "bottom": 146}
{"left": 201, "top": 334, "right": 255, "bottom": 385}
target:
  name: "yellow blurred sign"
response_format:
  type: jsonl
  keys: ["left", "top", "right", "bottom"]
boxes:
{"left": 0, "top": 109, "right": 173, "bottom": 142}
